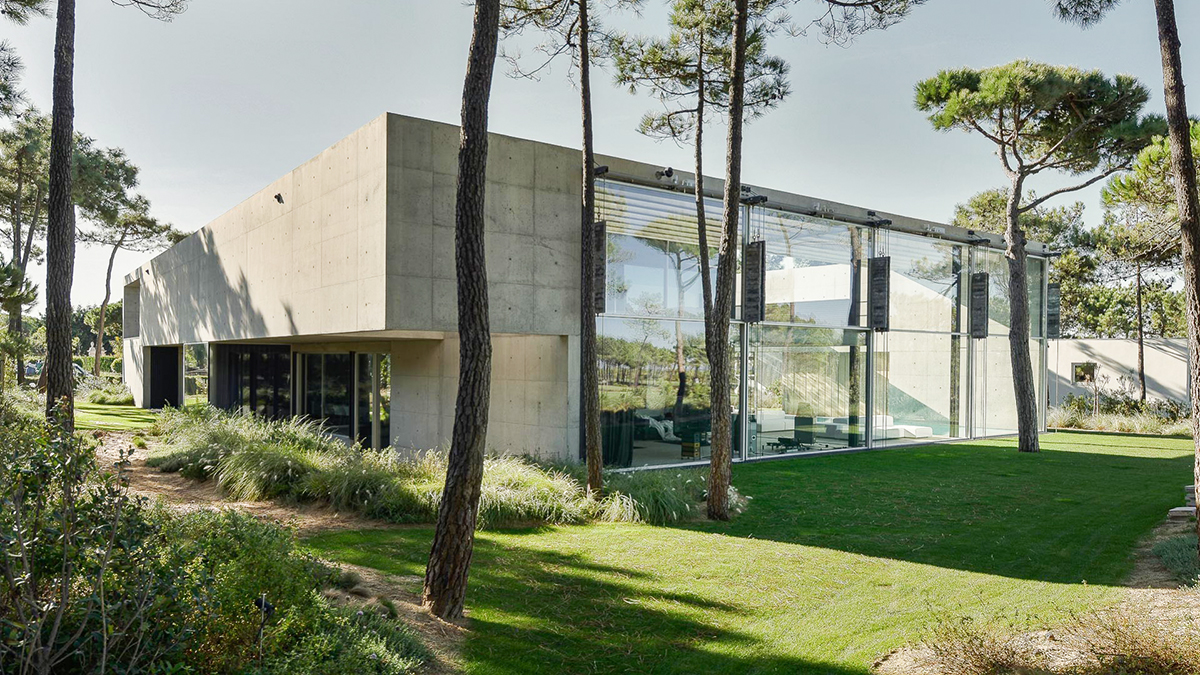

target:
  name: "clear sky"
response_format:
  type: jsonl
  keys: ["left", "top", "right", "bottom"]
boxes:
{"left": 3, "top": 0, "right": 1197, "bottom": 312}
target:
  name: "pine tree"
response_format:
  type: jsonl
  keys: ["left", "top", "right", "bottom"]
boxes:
{"left": 916, "top": 61, "right": 1162, "bottom": 453}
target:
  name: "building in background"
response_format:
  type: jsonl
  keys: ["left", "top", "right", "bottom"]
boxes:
{"left": 1047, "top": 338, "right": 1190, "bottom": 405}
{"left": 123, "top": 113, "right": 1051, "bottom": 469}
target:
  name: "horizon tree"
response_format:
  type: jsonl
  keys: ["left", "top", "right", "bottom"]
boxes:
{"left": 1100, "top": 122, "right": 1197, "bottom": 399}
{"left": 1053, "top": 0, "right": 1200, "bottom": 555}
{"left": 915, "top": 61, "right": 1163, "bottom": 453}
{"left": 500, "top": 0, "right": 640, "bottom": 497}
{"left": 703, "top": 0, "right": 922, "bottom": 520}
{"left": 77, "top": 197, "right": 177, "bottom": 375}
{"left": 0, "top": 261, "right": 35, "bottom": 390}
{"left": 422, "top": 0, "right": 501, "bottom": 621}
{"left": 38, "top": 0, "right": 185, "bottom": 430}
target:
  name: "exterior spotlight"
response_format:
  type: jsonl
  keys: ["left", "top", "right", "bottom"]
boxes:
{"left": 273, "top": 193, "right": 285, "bottom": 204}
{"left": 655, "top": 167, "right": 674, "bottom": 179}
{"left": 741, "top": 194, "right": 768, "bottom": 205}
{"left": 593, "top": 165, "right": 609, "bottom": 176}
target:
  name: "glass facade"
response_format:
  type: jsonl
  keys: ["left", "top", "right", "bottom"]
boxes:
{"left": 595, "top": 179, "right": 1049, "bottom": 468}
{"left": 295, "top": 351, "right": 391, "bottom": 449}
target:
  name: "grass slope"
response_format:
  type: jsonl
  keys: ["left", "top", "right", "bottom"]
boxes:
{"left": 307, "top": 432, "right": 1194, "bottom": 675}
{"left": 75, "top": 400, "right": 157, "bottom": 431}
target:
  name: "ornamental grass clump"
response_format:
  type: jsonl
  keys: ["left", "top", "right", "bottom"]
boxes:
{"left": 150, "top": 405, "right": 745, "bottom": 527}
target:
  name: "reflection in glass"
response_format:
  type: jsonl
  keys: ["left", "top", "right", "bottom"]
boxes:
{"left": 754, "top": 209, "right": 868, "bottom": 327}
{"left": 886, "top": 234, "right": 964, "bottom": 333}
{"left": 599, "top": 182, "right": 723, "bottom": 319}
{"left": 184, "top": 344, "right": 208, "bottom": 407}
{"left": 597, "top": 317, "right": 738, "bottom": 468}
{"left": 873, "top": 331, "right": 967, "bottom": 445}
{"left": 748, "top": 326, "right": 867, "bottom": 457}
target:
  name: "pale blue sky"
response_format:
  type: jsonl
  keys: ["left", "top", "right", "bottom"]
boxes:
{"left": 4, "top": 0, "right": 1197, "bottom": 310}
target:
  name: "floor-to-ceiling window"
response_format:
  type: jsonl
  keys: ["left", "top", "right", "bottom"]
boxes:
{"left": 211, "top": 344, "right": 291, "bottom": 420}
{"left": 594, "top": 179, "right": 1049, "bottom": 468}
{"left": 596, "top": 181, "right": 739, "bottom": 468}
{"left": 747, "top": 206, "right": 870, "bottom": 456}
{"left": 183, "top": 343, "right": 209, "bottom": 407}
{"left": 295, "top": 351, "right": 391, "bottom": 449}
{"left": 871, "top": 232, "right": 969, "bottom": 445}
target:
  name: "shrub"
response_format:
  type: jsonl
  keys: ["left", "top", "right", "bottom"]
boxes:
{"left": 1151, "top": 534, "right": 1200, "bottom": 587}
{"left": 1073, "top": 605, "right": 1200, "bottom": 675}
{"left": 0, "top": 412, "right": 195, "bottom": 673}
{"left": 928, "top": 615, "right": 1048, "bottom": 675}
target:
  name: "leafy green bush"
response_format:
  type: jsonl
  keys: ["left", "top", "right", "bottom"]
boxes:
{"left": 0, "top": 411, "right": 194, "bottom": 673}
{"left": 0, "top": 408, "right": 428, "bottom": 674}
{"left": 1152, "top": 534, "right": 1199, "bottom": 587}
{"left": 151, "top": 405, "right": 736, "bottom": 527}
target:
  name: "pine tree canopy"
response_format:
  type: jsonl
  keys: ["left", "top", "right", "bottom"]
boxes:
{"left": 915, "top": 61, "right": 1163, "bottom": 180}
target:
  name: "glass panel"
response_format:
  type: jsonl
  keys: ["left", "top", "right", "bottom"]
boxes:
{"left": 379, "top": 354, "right": 391, "bottom": 449}
{"left": 357, "top": 353, "right": 374, "bottom": 446}
{"left": 977, "top": 249, "right": 1011, "bottom": 335}
{"left": 873, "top": 331, "right": 968, "bottom": 445}
{"left": 748, "top": 325, "right": 867, "bottom": 458}
{"left": 979, "top": 335, "right": 1018, "bottom": 437}
{"left": 239, "top": 351, "right": 251, "bottom": 414}
{"left": 183, "top": 344, "right": 208, "bottom": 407}
{"left": 753, "top": 208, "right": 867, "bottom": 327}
{"left": 304, "top": 354, "right": 322, "bottom": 420}
{"left": 599, "top": 181, "right": 724, "bottom": 319}
{"left": 321, "top": 353, "right": 353, "bottom": 439}
{"left": 1027, "top": 257, "right": 1045, "bottom": 338}
{"left": 887, "top": 233, "right": 965, "bottom": 333}
{"left": 597, "top": 316, "right": 738, "bottom": 468}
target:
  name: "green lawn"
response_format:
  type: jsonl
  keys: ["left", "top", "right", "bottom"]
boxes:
{"left": 75, "top": 400, "right": 157, "bottom": 431}
{"left": 306, "top": 432, "right": 1195, "bottom": 675}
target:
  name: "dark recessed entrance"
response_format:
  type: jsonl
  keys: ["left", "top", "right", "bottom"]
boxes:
{"left": 147, "top": 345, "right": 182, "bottom": 409}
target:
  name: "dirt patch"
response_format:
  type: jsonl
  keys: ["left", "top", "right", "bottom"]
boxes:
{"left": 94, "top": 431, "right": 466, "bottom": 673}
{"left": 873, "top": 518, "right": 1200, "bottom": 675}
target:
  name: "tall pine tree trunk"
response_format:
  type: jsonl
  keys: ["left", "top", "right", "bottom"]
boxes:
{"left": 707, "top": 0, "right": 749, "bottom": 521}
{"left": 94, "top": 240, "right": 121, "bottom": 377}
{"left": 421, "top": 0, "right": 499, "bottom": 621}
{"left": 694, "top": 45, "right": 713, "bottom": 323}
{"left": 1004, "top": 175, "right": 1040, "bottom": 453}
{"left": 44, "top": 0, "right": 76, "bottom": 430}
{"left": 1150, "top": 0, "right": 1200, "bottom": 554}
{"left": 1136, "top": 261, "right": 1146, "bottom": 401}
{"left": 578, "top": 0, "right": 603, "bottom": 496}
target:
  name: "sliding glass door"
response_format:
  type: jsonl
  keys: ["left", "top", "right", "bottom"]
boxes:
{"left": 295, "top": 351, "right": 391, "bottom": 449}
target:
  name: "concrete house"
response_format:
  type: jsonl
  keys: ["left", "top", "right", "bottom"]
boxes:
{"left": 124, "top": 113, "right": 1051, "bottom": 469}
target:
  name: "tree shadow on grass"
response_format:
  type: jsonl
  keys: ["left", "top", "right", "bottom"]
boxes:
{"left": 690, "top": 433, "right": 1192, "bottom": 586}
{"left": 307, "top": 528, "right": 873, "bottom": 675}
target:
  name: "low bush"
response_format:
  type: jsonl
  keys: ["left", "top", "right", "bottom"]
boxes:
{"left": 151, "top": 405, "right": 738, "bottom": 527}
{"left": 1151, "top": 534, "right": 1199, "bottom": 587}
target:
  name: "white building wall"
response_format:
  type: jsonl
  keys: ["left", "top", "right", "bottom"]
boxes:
{"left": 1047, "top": 338, "right": 1190, "bottom": 404}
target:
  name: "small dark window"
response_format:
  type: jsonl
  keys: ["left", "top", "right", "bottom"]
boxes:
{"left": 1073, "top": 362, "right": 1096, "bottom": 384}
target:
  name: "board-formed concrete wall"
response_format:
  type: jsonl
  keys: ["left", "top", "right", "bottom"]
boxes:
{"left": 382, "top": 115, "right": 581, "bottom": 336}
{"left": 128, "top": 115, "right": 390, "bottom": 345}
{"left": 389, "top": 334, "right": 578, "bottom": 458}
